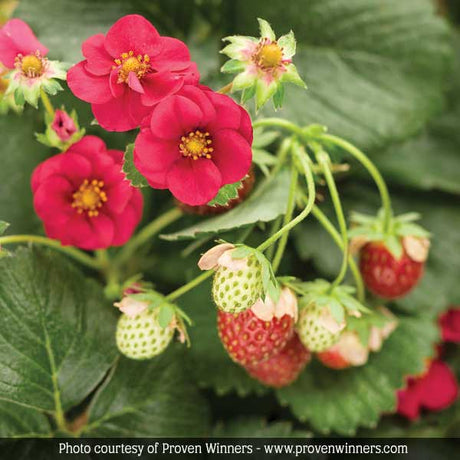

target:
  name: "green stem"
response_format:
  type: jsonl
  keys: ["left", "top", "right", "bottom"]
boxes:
{"left": 320, "top": 133, "right": 393, "bottom": 233}
{"left": 114, "top": 207, "right": 182, "bottom": 267}
{"left": 257, "top": 142, "right": 315, "bottom": 253}
{"left": 272, "top": 164, "right": 298, "bottom": 273}
{"left": 313, "top": 145, "right": 349, "bottom": 289}
{"left": 165, "top": 270, "right": 214, "bottom": 303}
{"left": 40, "top": 90, "right": 55, "bottom": 118}
{"left": 311, "top": 204, "right": 365, "bottom": 302}
{"left": 265, "top": 216, "right": 282, "bottom": 262}
{"left": 0, "top": 235, "right": 101, "bottom": 270}
{"left": 252, "top": 118, "right": 305, "bottom": 137}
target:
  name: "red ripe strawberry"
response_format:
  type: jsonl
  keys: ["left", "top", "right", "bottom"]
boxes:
{"left": 245, "top": 334, "right": 311, "bottom": 388}
{"left": 217, "top": 309, "right": 295, "bottom": 366}
{"left": 177, "top": 169, "right": 255, "bottom": 216}
{"left": 359, "top": 241, "right": 424, "bottom": 299}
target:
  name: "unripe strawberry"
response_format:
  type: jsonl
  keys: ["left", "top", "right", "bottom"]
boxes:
{"left": 245, "top": 334, "right": 311, "bottom": 388}
{"left": 359, "top": 238, "right": 427, "bottom": 299}
{"left": 296, "top": 302, "right": 345, "bottom": 352}
{"left": 177, "top": 169, "right": 255, "bottom": 216}
{"left": 217, "top": 288, "right": 298, "bottom": 365}
{"left": 116, "top": 308, "right": 174, "bottom": 360}
{"left": 317, "top": 331, "right": 369, "bottom": 369}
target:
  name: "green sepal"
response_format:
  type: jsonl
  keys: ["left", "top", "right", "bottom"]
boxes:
{"left": 158, "top": 304, "right": 175, "bottom": 329}
{"left": 0, "top": 221, "right": 10, "bottom": 236}
{"left": 220, "top": 59, "right": 246, "bottom": 74}
{"left": 257, "top": 18, "right": 276, "bottom": 41}
{"left": 122, "top": 143, "right": 149, "bottom": 187}
{"left": 207, "top": 180, "right": 243, "bottom": 207}
{"left": 346, "top": 310, "right": 396, "bottom": 347}
{"left": 241, "top": 84, "right": 256, "bottom": 103}
{"left": 272, "top": 83, "right": 285, "bottom": 110}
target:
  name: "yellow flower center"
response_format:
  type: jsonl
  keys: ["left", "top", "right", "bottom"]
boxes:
{"left": 179, "top": 130, "right": 213, "bottom": 160}
{"left": 114, "top": 51, "right": 150, "bottom": 83}
{"left": 15, "top": 53, "right": 46, "bottom": 77}
{"left": 255, "top": 41, "right": 283, "bottom": 69}
{"left": 71, "top": 179, "right": 107, "bottom": 217}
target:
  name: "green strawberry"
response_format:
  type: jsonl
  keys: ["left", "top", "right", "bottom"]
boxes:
{"left": 212, "top": 254, "right": 263, "bottom": 313}
{"left": 296, "top": 302, "right": 345, "bottom": 352}
{"left": 116, "top": 309, "right": 174, "bottom": 360}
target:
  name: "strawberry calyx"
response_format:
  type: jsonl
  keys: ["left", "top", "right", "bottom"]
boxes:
{"left": 122, "top": 288, "right": 192, "bottom": 346}
{"left": 349, "top": 208, "right": 430, "bottom": 260}
{"left": 288, "top": 278, "right": 369, "bottom": 327}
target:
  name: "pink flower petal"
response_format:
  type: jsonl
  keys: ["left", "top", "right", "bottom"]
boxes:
{"left": 128, "top": 71, "right": 144, "bottom": 93}
{"left": 141, "top": 71, "right": 183, "bottom": 106}
{"left": 67, "top": 61, "right": 112, "bottom": 104}
{"left": 134, "top": 130, "right": 180, "bottom": 188}
{"left": 82, "top": 33, "right": 113, "bottom": 76}
{"left": 149, "top": 94, "right": 203, "bottom": 140}
{"left": 68, "top": 135, "right": 107, "bottom": 157}
{"left": 167, "top": 158, "right": 222, "bottom": 206}
{"left": 111, "top": 192, "right": 143, "bottom": 246}
{"left": 211, "top": 129, "right": 252, "bottom": 184}
{"left": 109, "top": 68, "right": 125, "bottom": 98}
{"left": 91, "top": 90, "right": 150, "bottom": 132}
{"left": 105, "top": 180, "right": 132, "bottom": 214}
{"left": 88, "top": 213, "right": 115, "bottom": 249}
{"left": 0, "top": 19, "right": 48, "bottom": 68}
{"left": 198, "top": 243, "right": 235, "bottom": 270}
{"left": 104, "top": 14, "right": 161, "bottom": 58}
{"left": 179, "top": 85, "right": 216, "bottom": 126}
{"left": 157, "top": 36, "right": 190, "bottom": 64}
{"left": 206, "top": 91, "right": 242, "bottom": 132}
{"left": 114, "top": 297, "right": 148, "bottom": 318}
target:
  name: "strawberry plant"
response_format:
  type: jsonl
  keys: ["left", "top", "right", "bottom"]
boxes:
{"left": 0, "top": 0, "right": 459, "bottom": 442}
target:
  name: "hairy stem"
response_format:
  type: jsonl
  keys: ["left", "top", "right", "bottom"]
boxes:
{"left": 40, "top": 90, "right": 55, "bottom": 118}
{"left": 257, "top": 142, "right": 315, "bottom": 252}
{"left": 0, "top": 235, "right": 101, "bottom": 270}
{"left": 311, "top": 204, "right": 365, "bottom": 302}
{"left": 313, "top": 145, "right": 349, "bottom": 290}
{"left": 253, "top": 118, "right": 305, "bottom": 137}
{"left": 165, "top": 270, "right": 214, "bottom": 303}
{"left": 272, "top": 163, "right": 298, "bottom": 273}
{"left": 114, "top": 207, "right": 182, "bottom": 267}
{"left": 320, "top": 133, "right": 393, "bottom": 233}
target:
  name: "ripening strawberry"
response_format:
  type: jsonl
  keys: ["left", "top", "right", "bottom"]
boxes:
{"left": 296, "top": 302, "right": 345, "bottom": 352}
{"left": 198, "top": 243, "right": 263, "bottom": 314}
{"left": 316, "top": 331, "right": 369, "bottom": 370}
{"left": 217, "top": 287, "right": 298, "bottom": 365}
{"left": 116, "top": 309, "right": 174, "bottom": 360}
{"left": 245, "top": 334, "right": 311, "bottom": 388}
{"left": 359, "top": 238, "right": 428, "bottom": 300}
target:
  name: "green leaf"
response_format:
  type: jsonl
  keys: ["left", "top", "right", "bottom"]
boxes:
{"left": 83, "top": 348, "right": 210, "bottom": 437}
{"left": 238, "top": 0, "right": 452, "bottom": 152}
{"left": 277, "top": 315, "right": 439, "bottom": 434}
{"left": 0, "top": 401, "right": 52, "bottom": 437}
{"left": 157, "top": 304, "right": 175, "bottom": 329}
{"left": 328, "top": 298, "right": 345, "bottom": 324}
{"left": 213, "top": 417, "right": 310, "bottom": 437}
{"left": 220, "top": 59, "right": 246, "bottom": 74}
{"left": 208, "top": 181, "right": 242, "bottom": 207}
{"left": 0, "top": 247, "right": 117, "bottom": 412}
{"left": 177, "top": 278, "right": 267, "bottom": 396}
{"left": 161, "top": 169, "right": 291, "bottom": 241}
{"left": 122, "top": 143, "right": 149, "bottom": 188}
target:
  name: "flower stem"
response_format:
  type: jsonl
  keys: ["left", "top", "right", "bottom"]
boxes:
{"left": 253, "top": 118, "right": 305, "bottom": 137}
{"left": 312, "top": 144, "right": 349, "bottom": 290}
{"left": 257, "top": 142, "right": 315, "bottom": 253}
{"left": 311, "top": 204, "right": 365, "bottom": 302}
{"left": 272, "top": 163, "right": 298, "bottom": 273}
{"left": 0, "top": 234, "right": 101, "bottom": 270}
{"left": 320, "top": 133, "right": 393, "bottom": 233}
{"left": 217, "top": 82, "right": 233, "bottom": 94}
{"left": 40, "top": 89, "right": 55, "bottom": 118}
{"left": 114, "top": 207, "right": 182, "bottom": 267}
{"left": 166, "top": 270, "right": 214, "bottom": 303}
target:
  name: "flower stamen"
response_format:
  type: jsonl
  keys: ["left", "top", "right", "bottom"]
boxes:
{"left": 253, "top": 38, "right": 286, "bottom": 70}
{"left": 114, "top": 50, "right": 151, "bottom": 83}
{"left": 14, "top": 51, "right": 47, "bottom": 78}
{"left": 71, "top": 179, "right": 107, "bottom": 217}
{"left": 179, "top": 130, "right": 213, "bottom": 160}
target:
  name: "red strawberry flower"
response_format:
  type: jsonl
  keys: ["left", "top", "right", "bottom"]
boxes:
{"left": 67, "top": 14, "right": 199, "bottom": 132}
{"left": 134, "top": 85, "right": 253, "bottom": 206}
{"left": 440, "top": 308, "right": 460, "bottom": 343}
{"left": 397, "top": 360, "right": 458, "bottom": 420}
{"left": 31, "top": 136, "right": 143, "bottom": 250}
